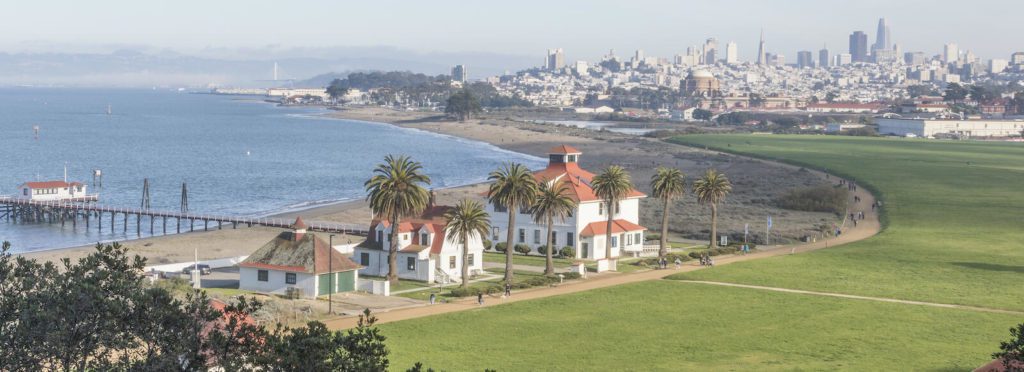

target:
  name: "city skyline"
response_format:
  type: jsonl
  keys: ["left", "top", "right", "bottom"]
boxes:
{"left": 3, "top": 0, "right": 1022, "bottom": 64}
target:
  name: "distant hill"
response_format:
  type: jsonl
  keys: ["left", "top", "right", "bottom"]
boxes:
{"left": 0, "top": 45, "right": 536, "bottom": 88}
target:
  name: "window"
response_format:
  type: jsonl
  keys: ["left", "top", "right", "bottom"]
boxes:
{"left": 449, "top": 256, "right": 456, "bottom": 269}
{"left": 598, "top": 203, "right": 604, "bottom": 215}
{"left": 360, "top": 252, "right": 370, "bottom": 266}
{"left": 616, "top": 202, "right": 621, "bottom": 215}
{"left": 421, "top": 232, "right": 429, "bottom": 244}
{"left": 468, "top": 254, "right": 475, "bottom": 266}
{"left": 611, "top": 236, "right": 618, "bottom": 248}
{"left": 634, "top": 233, "right": 642, "bottom": 245}
{"left": 533, "top": 229, "right": 541, "bottom": 244}
{"left": 518, "top": 229, "right": 525, "bottom": 243}
{"left": 402, "top": 234, "right": 408, "bottom": 241}
{"left": 494, "top": 203, "right": 507, "bottom": 213}
{"left": 407, "top": 257, "right": 416, "bottom": 271}
{"left": 620, "top": 234, "right": 626, "bottom": 247}
{"left": 626, "top": 234, "right": 632, "bottom": 246}
{"left": 257, "top": 270, "right": 268, "bottom": 282}
{"left": 566, "top": 232, "right": 574, "bottom": 247}
{"left": 492, "top": 227, "right": 500, "bottom": 240}
{"left": 23, "top": 189, "right": 28, "bottom": 196}
{"left": 550, "top": 231, "right": 557, "bottom": 246}
{"left": 285, "top": 272, "right": 297, "bottom": 284}
{"left": 376, "top": 230, "right": 383, "bottom": 243}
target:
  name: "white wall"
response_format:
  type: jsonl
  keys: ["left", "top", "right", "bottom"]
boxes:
{"left": 239, "top": 267, "right": 317, "bottom": 299}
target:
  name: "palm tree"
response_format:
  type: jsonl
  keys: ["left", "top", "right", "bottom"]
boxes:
{"left": 531, "top": 180, "right": 577, "bottom": 276}
{"left": 364, "top": 155, "right": 431, "bottom": 284}
{"left": 487, "top": 162, "right": 538, "bottom": 283}
{"left": 692, "top": 169, "right": 732, "bottom": 248}
{"left": 591, "top": 166, "right": 634, "bottom": 270}
{"left": 443, "top": 199, "right": 491, "bottom": 288}
{"left": 650, "top": 167, "right": 686, "bottom": 258}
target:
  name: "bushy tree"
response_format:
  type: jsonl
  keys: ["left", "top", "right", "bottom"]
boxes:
{"left": 993, "top": 323, "right": 1024, "bottom": 372}
{"left": 445, "top": 88, "right": 483, "bottom": 121}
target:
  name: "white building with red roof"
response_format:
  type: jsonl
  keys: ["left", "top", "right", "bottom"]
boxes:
{"left": 17, "top": 181, "right": 89, "bottom": 201}
{"left": 238, "top": 217, "right": 361, "bottom": 299}
{"left": 354, "top": 201, "right": 485, "bottom": 283}
{"left": 487, "top": 145, "right": 647, "bottom": 271}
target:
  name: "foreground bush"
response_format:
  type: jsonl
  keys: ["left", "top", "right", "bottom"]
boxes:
{"left": 494, "top": 242, "right": 507, "bottom": 253}
{"left": 559, "top": 246, "right": 575, "bottom": 258}
{"left": 514, "top": 243, "right": 532, "bottom": 255}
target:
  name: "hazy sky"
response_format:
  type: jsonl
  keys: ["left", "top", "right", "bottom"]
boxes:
{"left": 4, "top": 0, "right": 1022, "bottom": 62}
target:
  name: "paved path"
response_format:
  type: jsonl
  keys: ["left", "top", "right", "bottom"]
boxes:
{"left": 675, "top": 280, "right": 1024, "bottom": 315}
{"left": 323, "top": 163, "right": 883, "bottom": 330}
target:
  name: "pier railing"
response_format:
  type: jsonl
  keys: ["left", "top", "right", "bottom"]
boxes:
{"left": 0, "top": 196, "right": 368, "bottom": 236}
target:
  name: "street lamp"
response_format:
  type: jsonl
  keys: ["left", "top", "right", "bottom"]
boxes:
{"left": 328, "top": 234, "right": 335, "bottom": 315}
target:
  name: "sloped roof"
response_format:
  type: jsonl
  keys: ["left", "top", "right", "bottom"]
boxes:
{"left": 548, "top": 144, "right": 582, "bottom": 154}
{"left": 290, "top": 216, "right": 308, "bottom": 230}
{"left": 534, "top": 161, "right": 645, "bottom": 203}
{"left": 20, "top": 181, "right": 83, "bottom": 189}
{"left": 580, "top": 219, "right": 647, "bottom": 237}
{"left": 240, "top": 231, "right": 360, "bottom": 274}
{"left": 364, "top": 206, "right": 456, "bottom": 255}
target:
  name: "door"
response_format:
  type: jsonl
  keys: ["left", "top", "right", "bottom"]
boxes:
{"left": 317, "top": 273, "right": 332, "bottom": 296}
{"left": 336, "top": 271, "right": 355, "bottom": 292}
{"left": 581, "top": 243, "right": 589, "bottom": 259}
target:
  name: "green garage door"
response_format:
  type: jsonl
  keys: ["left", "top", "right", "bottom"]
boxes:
{"left": 317, "top": 273, "right": 332, "bottom": 296}
{"left": 337, "top": 271, "right": 355, "bottom": 292}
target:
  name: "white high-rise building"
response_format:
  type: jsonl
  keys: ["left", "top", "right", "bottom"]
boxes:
{"left": 989, "top": 59, "right": 1008, "bottom": 74}
{"left": 574, "top": 60, "right": 589, "bottom": 75}
{"left": 943, "top": 43, "right": 959, "bottom": 63}
{"left": 835, "top": 53, "right": 852, "bottom": 66}
{"left": 725, "top": 42, "right": 738, "bottom": 64}
{"left": 703, "top": 38, "right": 717, "bottom": 65}
{"left": 546, "top": 48, "right": 566, "bottom": 70}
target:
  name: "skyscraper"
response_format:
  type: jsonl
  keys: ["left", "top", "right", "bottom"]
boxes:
{"left": 451, "top": 64, "right": 467, "bottom": 83}
{"left": 943, "top": 43, "right": 959, "bottom": 63}
{"left": 872, "top": 18, "right": 891, "bottom": 52}
{"left": 725, "top": 42, "right": 738, "bottom": 64}
{"left": 849, "top": 31, "right": 868, "bottom": 63}
{"left": 797, "top": 51, "right": 813, "bottom": 68}
{"left": 756, "top": 29, "right": 767, "bottom": 65}
{"left": 703, "top": 38, "right": 717, "bottom": 65}
{"left": 546, "top": 48, "right": 565, "bottom": 70}
{"left": 818, "top": 45, "right": 830, "bottom": 68}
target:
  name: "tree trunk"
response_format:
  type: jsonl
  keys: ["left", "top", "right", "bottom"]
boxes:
{"left": 388, "top": 215, "right": 400, "bottom": 284}
{"left": 660, "top": 197, "right": 670, "bottom": 258}
{"left": 544, "top": 215, "right": 554, "bottom": 276}
{"left": 505, "top": 208, "right": 516, "bottom": 283}
{"left": 709, "top": 204, "right": 718, "bottom": 248}
{"left": 461, "top": 231, "right": 470, "bottom": 288}
{"left": 605, "top": 200, "right": 615, "bottom": 270}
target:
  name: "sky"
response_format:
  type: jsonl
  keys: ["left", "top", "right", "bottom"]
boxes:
{"left": 3, "top": 0, "right": 1022, "bottom": 63}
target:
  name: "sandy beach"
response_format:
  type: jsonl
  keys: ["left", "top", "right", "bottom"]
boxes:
{"left": 20, "top": 106, "right": 836, "bottom": 265}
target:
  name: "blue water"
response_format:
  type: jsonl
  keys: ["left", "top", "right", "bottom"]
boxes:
{"left": 0, "top": 88, "right": 545, "bottom": 252}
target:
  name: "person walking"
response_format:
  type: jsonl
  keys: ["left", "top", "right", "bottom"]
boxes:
{"left": 504, "top": 282, "right": 512, "bottom": 297}
{"left": 429, "top": 293, "right": 436, "bottom": 305}
{"left": 477, "top": 293, "right": 484, "bottom": 306}
{"left": 674, "top": 257, "right": 682, "bottom": 269}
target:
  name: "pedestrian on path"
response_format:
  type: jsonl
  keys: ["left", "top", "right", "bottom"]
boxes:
{"left": 477, "top": 293, "right": 484, "bottom": 306}
{"left": 429, "top": 293, "right": 436, "bottom": 305}
{"left": 504, "top": 283, "right": 512, "bottom": 297}
{"left": 674, "top": 257, "right": 682, "bottom": 269}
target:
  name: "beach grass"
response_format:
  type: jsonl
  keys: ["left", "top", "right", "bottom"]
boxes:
{"left": 665, "top": 135, "right": 1024, "bottom": 311}
{"left": 380, "top": 280, "right": 1018, "bottom": 371}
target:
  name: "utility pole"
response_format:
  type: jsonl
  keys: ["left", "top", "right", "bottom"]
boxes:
{"left": 328, "top": 234, "right": 335, "bottom": 315}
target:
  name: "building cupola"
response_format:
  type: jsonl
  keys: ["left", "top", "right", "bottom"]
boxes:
{"left": 291, "top": 216, "right": 308, "bottom": 241}
{"left": 547, "top": 144, "right": 582, "bottom": 165}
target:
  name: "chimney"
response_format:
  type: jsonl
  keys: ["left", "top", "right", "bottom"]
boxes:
{"left": 428, "top": 189, "right": 436, "bottom": 209}
{"left": 291, "top": 216, "right": 308, "bottom": 241}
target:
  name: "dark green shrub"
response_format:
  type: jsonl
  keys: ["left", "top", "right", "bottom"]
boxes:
{"left": 559, "top": 246, "right": 575, "bottom": 258}
{"left": 495, "top": 242, "right": 507, "bottom": 253}
{"left": 514, "top": 244, "right": 532, "bottom": 255}
{"left": 688, "top": 251, "right": 702, "bottom": 259}
{"left": 483, "top": 239, "right": 493, "bottom": 249}
{"left": 560, "top": 272, "right": 582, "bottom": 280}
{"left": 645, "top": 233, "right": 661, "bottom": 241}
{"left": 536, "top": 245, "right": 549, "bottom": 255}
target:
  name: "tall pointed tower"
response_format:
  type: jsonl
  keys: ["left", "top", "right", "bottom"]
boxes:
{"left": 756, "top": 29, "right": 767, "bottom": 65}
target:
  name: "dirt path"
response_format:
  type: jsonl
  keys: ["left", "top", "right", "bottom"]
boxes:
{"left": 674, "top": 280, "right": 1024, "bottom": 315}
{"left": 322, "top": 171, "right": 881, "bottom": 330}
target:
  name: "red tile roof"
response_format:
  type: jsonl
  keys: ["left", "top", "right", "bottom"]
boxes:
{"left": 290, "top": 216, "right": 308, "bottom": 230}
{"left": 548, "top": 144, "right": 582, "bottom": 154}
{"left": 366, "top": 206, "right": 456, "bottom": 255}
{"left": 533, "top": 161, "right": 645, "bottom": 203}
{"left": 579, "top": 219, "right": 647, "bottom": 237}
{"left": 21, "top": 181, "right": 83, "bottom": 189}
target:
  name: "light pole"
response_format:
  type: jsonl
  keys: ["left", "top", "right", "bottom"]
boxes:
{"left": 328, "top": 234, "right": 335, "bottom": 315}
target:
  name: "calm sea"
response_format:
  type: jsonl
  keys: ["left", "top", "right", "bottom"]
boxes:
{"left": 0, "top": 88, "right": 545, "bottom": 253}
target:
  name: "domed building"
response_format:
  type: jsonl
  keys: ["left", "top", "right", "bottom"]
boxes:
{"left": 681, "top": 70, "right": 721, "bottom": 97}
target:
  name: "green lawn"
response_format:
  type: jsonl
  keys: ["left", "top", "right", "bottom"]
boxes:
{"left": 378, "top": 135, "right": 1024, "bottom": 370}
{"left": 665, "top": 135, "right": 1024, "bottom": 311}
{"left": 483, "top": 252, "right": 574, "bottom": 268}
{"left": 380, "top": 281, "right": 1018, "bottom": 371}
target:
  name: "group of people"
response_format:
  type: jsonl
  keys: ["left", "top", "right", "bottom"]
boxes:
{"left": 656, "top": 256, "right": 683, "bottom": 269}
{"left": 839, "top": 178, "right": 858, "bottom": 192}
{"left": 699, "top": 254, "right": 715, "bottom": 267}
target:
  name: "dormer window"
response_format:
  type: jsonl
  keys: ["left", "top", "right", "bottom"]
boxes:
{"left": 420, "top": 232, "right": 429, "bottom": 245}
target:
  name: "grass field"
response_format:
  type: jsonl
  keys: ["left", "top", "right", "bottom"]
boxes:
{"left": 666, "top": 135, "right": 1024, "bottom": 311}
{"left": 483, "top": 252, "right": 574, "bottom": 268}
{"left": 380, "top": 280, "right": 1018, "bottom": 371}
{"left": 379, "top": 135, "right": 1023, "bottom": 370}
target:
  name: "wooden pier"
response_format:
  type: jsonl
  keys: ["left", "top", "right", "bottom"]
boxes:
{"left": 0, "top": 196, "right": 367, "bottom": 237}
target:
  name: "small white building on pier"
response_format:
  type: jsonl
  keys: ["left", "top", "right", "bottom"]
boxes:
{"left": 17, "top": 181, "right": 90, "bottom": 201}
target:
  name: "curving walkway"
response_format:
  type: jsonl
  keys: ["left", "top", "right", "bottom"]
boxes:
{"left": 322, "top": 157, "right": 883, "bottom": 330}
